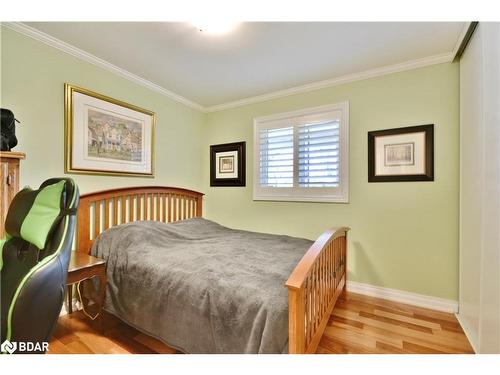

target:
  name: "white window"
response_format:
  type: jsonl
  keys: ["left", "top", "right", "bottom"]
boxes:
{"left": 253, "top": 102, "right": 349, "bottom": 203}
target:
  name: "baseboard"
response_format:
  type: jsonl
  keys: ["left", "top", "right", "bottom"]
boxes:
{"left": 346, "top": 280, "right": 459, "bottom": 313}
{"left": 455, "top": 313, "right": 478, "bottom": 353}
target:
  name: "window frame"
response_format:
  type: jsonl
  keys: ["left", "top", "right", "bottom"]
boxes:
{"left": 253, "top": 101, "right": 349, "bottom": 203}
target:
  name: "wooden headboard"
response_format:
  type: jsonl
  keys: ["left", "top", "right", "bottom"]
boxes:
{"left": 77, "top": 186, "right": 204, "bottom": 254}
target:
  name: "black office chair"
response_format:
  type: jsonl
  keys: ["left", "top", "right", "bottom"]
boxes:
{"left": 1, "top": 178, "right": 79, "bottom": 353}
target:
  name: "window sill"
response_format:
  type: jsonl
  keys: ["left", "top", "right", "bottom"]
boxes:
{"left": 253, "top": 195, "right": 349, "bottom": 203}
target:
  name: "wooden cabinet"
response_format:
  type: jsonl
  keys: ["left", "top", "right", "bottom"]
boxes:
{"left": 0, "top": 151, "right": 25, "bottom": 238}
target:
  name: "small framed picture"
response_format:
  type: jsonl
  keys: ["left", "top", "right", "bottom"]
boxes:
{"left": 368, "top": 124, "right": 434, "bottom": 182}
{"left": 210, "top": 142, "right": 246, "bottom": 186}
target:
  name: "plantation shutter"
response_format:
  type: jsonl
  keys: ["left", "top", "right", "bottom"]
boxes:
{"left": 298, "top": 120, "right": 340, "bottom": 187}
{"left": 254, "top": 101, "right": 348, "bottom": 202}
{"left": 259, "top": 126, "right": 294, "bottom": 187}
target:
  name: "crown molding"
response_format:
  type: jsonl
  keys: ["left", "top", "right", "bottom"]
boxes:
{"left": 2, "top": 22, "right": 206, "bottom": 112}
{"left": 3, "top": 22, "right": 456, "bottom": 114}
{"left": 206, "top": 52, "right": 454, "bottom": 112}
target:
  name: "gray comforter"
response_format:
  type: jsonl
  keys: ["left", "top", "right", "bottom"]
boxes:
{"left": 91, "top": 218, "right": 313, "bottom": 353}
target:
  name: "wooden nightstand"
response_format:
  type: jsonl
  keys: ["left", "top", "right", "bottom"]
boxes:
{"left": 67, "top": 252, "right": 107, "bottom": 322}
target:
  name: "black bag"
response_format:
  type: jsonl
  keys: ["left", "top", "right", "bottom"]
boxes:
{"left": 1, "top": 108, "right": 20, "bottom": 151}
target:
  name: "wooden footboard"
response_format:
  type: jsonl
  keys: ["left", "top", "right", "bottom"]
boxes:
{"left": 286, "top": 227, "right": 349, "bottom": 354}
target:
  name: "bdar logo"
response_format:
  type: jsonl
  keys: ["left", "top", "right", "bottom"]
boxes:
{"left": 1, "top": 340, "right": 17, "bottom": 354}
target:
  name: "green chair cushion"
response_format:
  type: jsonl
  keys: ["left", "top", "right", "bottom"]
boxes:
{"left": 4, "top": 180, "right": 66, "bottom": 249}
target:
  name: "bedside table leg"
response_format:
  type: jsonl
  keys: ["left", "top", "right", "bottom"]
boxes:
{"left": 67, "top": 285, "right": 73, "bottom": 314}
{"left": 98, "top": 271, "right": 107, "bottom": 333}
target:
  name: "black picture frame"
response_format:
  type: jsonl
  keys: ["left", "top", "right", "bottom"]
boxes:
{"left": 210, "top": 141, "right": 246, "bottom": 186}
{"left": 368, "top": 124, "right": 434, "bottom": 182}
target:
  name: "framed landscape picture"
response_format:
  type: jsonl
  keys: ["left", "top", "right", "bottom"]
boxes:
{"left": 368, "top": 124, "right": 434, "bottom": 182}
{"left": 210, "top": 142, "right": 246, "bottom": 186}
{"left": 64, "top": 84, "right": 155, "bottom": 177}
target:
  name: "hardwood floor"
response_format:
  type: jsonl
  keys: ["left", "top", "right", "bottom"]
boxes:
{"left": 49, "top": 311, "right": 179, "bottom": 354}
{"left": 316, "top": 292, "right": 474, "bottom": 354}
{"left": 49, "top": 292, "right": 474, "bottom": 354}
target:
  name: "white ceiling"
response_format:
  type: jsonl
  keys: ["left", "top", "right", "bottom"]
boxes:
{"left": 24, "top": 22, "right": 465, "bottom": 109}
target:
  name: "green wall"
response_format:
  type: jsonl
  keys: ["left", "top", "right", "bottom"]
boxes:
{"left": 202, "top": 63, "right": 460, "bottom": 300}
{"left": 1, "top": 26, "right": 460, "bottom": 300}
{"left": 0, "top": 27, "right": 205, "bottom": 193}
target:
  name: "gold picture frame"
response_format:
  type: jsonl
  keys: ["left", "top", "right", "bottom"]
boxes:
{"left": 64, "top": 83, "right": 155, "bottom": 177}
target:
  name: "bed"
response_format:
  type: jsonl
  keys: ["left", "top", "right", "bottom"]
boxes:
{"left": 76, "top": 186, "right": 348, "bottom": 354}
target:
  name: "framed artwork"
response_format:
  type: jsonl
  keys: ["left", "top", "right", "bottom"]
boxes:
{"left": 64, "top": 84, "right": 155, "bottom": 177}
{"left": 368, "top": 124, "right": 434, "bottom": 182}
{"left": 210, "top": 142, "right": 246, "bottom": 186}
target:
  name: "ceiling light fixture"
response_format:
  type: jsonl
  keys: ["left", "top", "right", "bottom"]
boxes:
{"left": 192, "top": 21, "right": 240, "bottom": 35}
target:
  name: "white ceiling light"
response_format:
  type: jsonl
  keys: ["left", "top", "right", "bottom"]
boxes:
{"left": 192, "top": 21, "right": 240, "bottom": 35}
